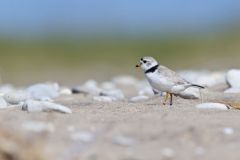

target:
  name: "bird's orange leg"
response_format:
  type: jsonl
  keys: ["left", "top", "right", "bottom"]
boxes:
{"left": 163, "top": 92, "right": 169, "bottom": 105}
{"left": 170, "top": 93, "right": 173, "bottom": 106}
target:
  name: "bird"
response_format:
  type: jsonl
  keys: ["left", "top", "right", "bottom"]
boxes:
{"left": 136, "top": 56, "right": 205, "bottom": 105}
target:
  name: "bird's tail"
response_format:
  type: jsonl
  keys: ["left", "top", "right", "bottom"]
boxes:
{"left": 189, "top": 84, "right": 205, "bottom": 89}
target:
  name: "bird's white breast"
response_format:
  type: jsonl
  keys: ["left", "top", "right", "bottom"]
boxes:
{"left": 145, "top": 72, "right": 174, "bottom": 92}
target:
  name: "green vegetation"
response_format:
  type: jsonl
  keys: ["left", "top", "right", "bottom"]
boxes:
{"left": 0, "top": 29, "right": 239, "bottom": 84}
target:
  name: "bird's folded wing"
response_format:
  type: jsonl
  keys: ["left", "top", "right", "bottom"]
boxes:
{"left": 158, "top": 65, "right": 189, "bottom": 85}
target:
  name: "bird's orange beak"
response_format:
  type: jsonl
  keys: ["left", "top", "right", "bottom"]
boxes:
{"left": 135, "top": 63, "right": 141, "bottom": 68}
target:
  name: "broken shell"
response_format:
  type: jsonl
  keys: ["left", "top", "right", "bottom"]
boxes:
{"left": 0, "top": 97, "right": 8, "bottom": 108}
{"left": 26, "top": 83, "right": 59, "bottom": 100}
{"left": 72, "top": 80, "right": 101, "bottom": 95}
{"left": 99, "top": 89, "right": 124, "bottom": 100}
{"left": 22, "top": 121, "right": 55, "bottom": 133}
{"left": 226, "top": 69, "right": 240, "bottom": 88}
{"left": 129, "top": 95, "right": 149, "bottom": 102}
{"left": 3, "top": 91, "right": 29, "bottom": 105}
{"left": 93, "top": 96, "right": 113, "bottom": 102}
{"left": 112, "top": 75, "right": 138, "bottom": 86}
{"left": 195, "top": 103, "right": 229, "bottom": 110}
{"left": 22, "top": 100, "right": 72, "bottom": 114}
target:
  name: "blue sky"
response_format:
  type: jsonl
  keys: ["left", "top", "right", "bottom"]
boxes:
{"left": 0, "top": 0, "right": 239, "bottom": 35}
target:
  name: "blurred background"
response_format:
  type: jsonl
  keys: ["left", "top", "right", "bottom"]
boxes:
{"left": 0, "top": 0, "right": 239, "bottom": 85}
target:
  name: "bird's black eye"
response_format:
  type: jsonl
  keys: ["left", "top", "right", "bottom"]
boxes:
{"left": 143, "top": 60, "right": 147, "bottom": 63}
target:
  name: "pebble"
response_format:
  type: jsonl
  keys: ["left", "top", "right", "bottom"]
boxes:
{"left": 26, "top": 83, "right": 59, "bottom": 100}
{"left": 223, "top": 127, "right": 234, "bottom": 135}
{"left": 22, "top": 99, "right": 72, "bottom": 114}
{"left": 195, "top": 103, "right": 229, "bottom": 110}
{"left": 226, "top": 69, "right": 240, "bottom": 88}
{"left": 70, "top": 131, "right": 95, "bottom": 143}
{"left": 22, "top": 121, "right": 55, "bottom": 133}
{"left": 93, "top": 96, "right": 113, "bottom": 102}
{"left": 112, "top": 135, "right": 136, "bottom": 147}
{"left": 129, "top": 95, "right": 149, "bottom": 102}
{"left": 3, "top": 91, "right": 29, "bottom": 105}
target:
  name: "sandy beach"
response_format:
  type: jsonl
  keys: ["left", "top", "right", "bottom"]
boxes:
{"left": 0, "top": 89, "right": 240, "bottom": 160}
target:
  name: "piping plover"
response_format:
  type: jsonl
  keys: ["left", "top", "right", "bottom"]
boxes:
{"left": 136, "top": 57, "right": 204, "bottom": 105}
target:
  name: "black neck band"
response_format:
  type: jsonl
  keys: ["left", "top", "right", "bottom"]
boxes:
{"left": 145, "top": 64, "right": 159, "bottom": 74}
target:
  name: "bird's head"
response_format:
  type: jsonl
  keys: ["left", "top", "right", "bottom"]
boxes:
{"left": 136, "top": 56, "right": 158, "bottom": 72}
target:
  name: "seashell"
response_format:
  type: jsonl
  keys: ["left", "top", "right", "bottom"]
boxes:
{"left": 3, "top": 91, "right": 29, "bottom": 105}
{"left": 112, "top": 75, "right": 138, "bottom": 86}
{"left": 195, "top": 103, "right": 229, "bottom": 110}
{"left": 70, "top": 131, "right": 95, "bottom": 143}
{"left": 161, "top": 148, "right": 175, "bottom": 158}
{"left": 178, "top": 70, "right": 225, "bottom": 87}
{"left": 72, "top": 80, "right": 101, "bottom": 95}
{"left": 93, "top": 96, "right": 113, "bottom": 102}
{"left": 224, "top": 88, "right": 240, "bottom": 93}
{"left": 223, "top": 127, "right": 234, "bottom": 135}
{"left": 0, "top": 97, "right": 8, "bottom": 108}
{"left": 22, "top": 100, "right": 72, "bottom": 114}
{"left": 129, "top": 95, "right": 149, "bottom": 102}
{"left": 22, "top": 121, "right": 55, "bottom": 133}
{"left": 112, "top": 136, "right": 136, "bottom": 147}
{"left": 0, "top": 84, "right": 16, "bottom": 95}
{"left": 26, "top": 83, "right": 59, "bottom": 100}
{"left": 100, "top": 81, "right": 116, "bottom": 90}
{"left": 99, "top": 89, "right": 124, "bottom": 100}
{"left": 59, "top": 87, "right": 72, "bottom": 95}
{"left": 226, "top": 69, "right": 240, "bottom": 88}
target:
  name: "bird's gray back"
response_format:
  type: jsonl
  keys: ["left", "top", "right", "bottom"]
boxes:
{"left": 157, "top": 65, "right": 189, "bottom": 85}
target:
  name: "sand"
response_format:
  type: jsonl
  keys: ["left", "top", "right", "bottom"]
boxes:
{"left": 0, "top": 91, "right": 240, "bottom": 160}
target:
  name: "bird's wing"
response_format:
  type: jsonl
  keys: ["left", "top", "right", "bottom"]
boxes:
{"left": 157, "top": 65, "right": 189, "bottom": 85}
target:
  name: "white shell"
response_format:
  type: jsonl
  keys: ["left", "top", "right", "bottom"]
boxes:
{"left": 179, "top": 70, "right": 225, "bottom": 87}
{"left": 112, "top": 75, "right": 138, "bottom": 86}
{"left": 0, "top": 97, "right": 8, "bottom": 108}
{"left": 100, "top": 81, "right": 116, "bottom": 90}
{"left": 0, "top": 84, "right": 15, "bottom": 95}
{"left": 59, "top": 87, "right": 72, "bottom": 95}
{"left": 22, "top": 100, "right": 72, "bottom": 114}
{"left": 93, "top": 96, "right": 113, "bottom": 102}
{"left": 226, "top": 69, "right": 240, "bottom": 88}
{"left": 223, "top": 127, "right": 234, "bottom": 135}
{"left": 70, "top": 131, "right": 94, "bottom": 143}
{"left": 99, "top": 89, "right": 124, "bottom": 100}
{"left": 22, "top": 121, "right": 55, "bottom": 133}
{"left": 3, "top": 91, "right": 29, "bottom": 105}
{"left": 72, "top": 80, "right": 101, "bottom": 95}
{"left": 26, "top": 83, "right": 59, "bottom": 100}
{"left": 195, "top": 103, "right": 229, "bottom": 110}
{"left": 130, "top": 95, "right": 149, "bottom": 102}
{"left": 224, "top": 88, "right": 240, "bottom": 93}
{"left": 112, "top": 136, "right": 136, "bottom": 147}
